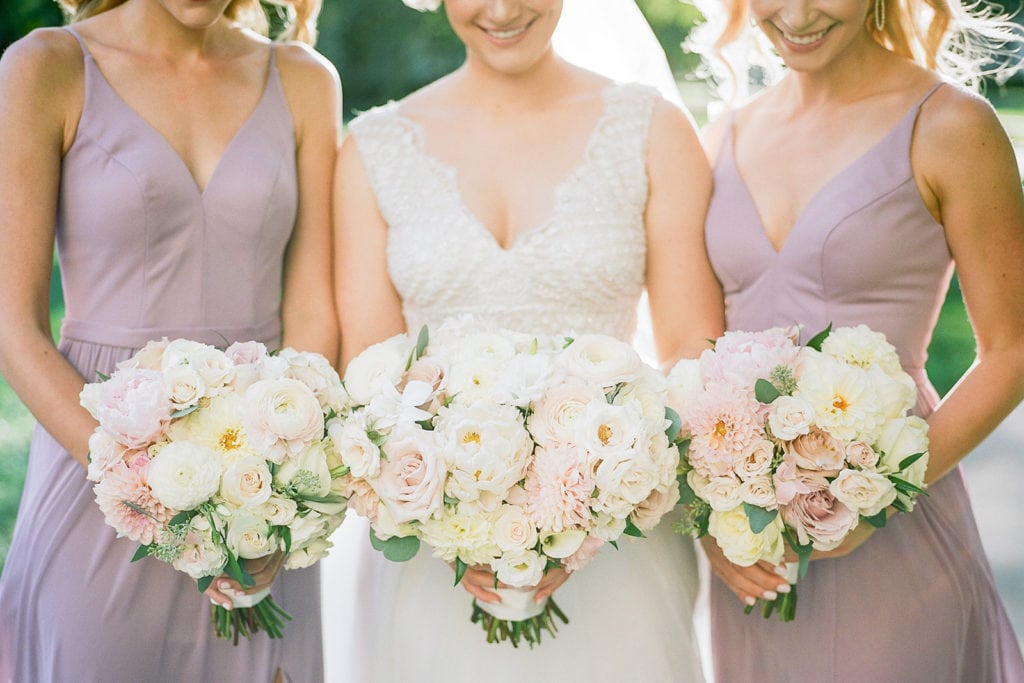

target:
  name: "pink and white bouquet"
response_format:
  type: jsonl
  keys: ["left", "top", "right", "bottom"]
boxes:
{"left": 80, "top": 338, "right": 349, "bottom": 642}
{"left": 668, "top": 324, "right": 929, "bottom": 621}
{"left": 330, "top": 321, "right": 682, "bottom": 647}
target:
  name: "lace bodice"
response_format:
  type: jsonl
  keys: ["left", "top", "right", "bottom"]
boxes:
{"left": 350, "top": 82, "right": 658, "bottom": 339}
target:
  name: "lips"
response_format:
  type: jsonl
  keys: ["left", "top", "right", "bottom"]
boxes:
{"left": 782, "top": 27, "right": 830, "bottom": 44}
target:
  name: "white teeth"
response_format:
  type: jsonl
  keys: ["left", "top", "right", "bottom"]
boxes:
{"left": 487, "top": 26, "right": 527, "bottom": 39}
{"left": 784, "top": 28, "right": 828, "bottom": 44}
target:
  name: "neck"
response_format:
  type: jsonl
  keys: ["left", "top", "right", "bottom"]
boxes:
{"left": 454, "top": 48, "right": 575, "bottom": 115}
{"left": 118, "top": 0, "right": 230, "bottom": 61}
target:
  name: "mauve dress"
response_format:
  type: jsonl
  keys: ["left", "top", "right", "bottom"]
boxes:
{"left": 705, "top": 84, "right": 1024, "bottom": 681}
{"left": 0, "top": 29, "right": 322, "bottom": 682}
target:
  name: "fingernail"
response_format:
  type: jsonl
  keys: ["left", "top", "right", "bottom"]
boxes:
{"left": 744, "top": 596, "right": 756, "bottom": 606}
{"left": 774, "top": 565, "right": 789, "bottom": 576}
{"left": 776, "top": 584, "right": 791, "bottom": 593}
{"left": 219, "top": 581, "right": 230, "bottom": 590}
{"left": 763, "top": 590, "right": 778, "bottom": 601}
{"left": 223, "top": 602, "right": 233, "bottom": 611}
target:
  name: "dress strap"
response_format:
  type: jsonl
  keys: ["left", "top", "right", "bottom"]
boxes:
{"left": 61, "top": 25, "right": 92, "bottom": 58}
{"left": 915, "top": 82, "right": 945, "bottom": 109}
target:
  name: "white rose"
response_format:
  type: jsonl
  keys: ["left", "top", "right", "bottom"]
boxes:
{"left": 830, "top": 469, "right": 896, "bottom": 517}
{"left": 704, "top": 475, "right": 744, "bottom": 511}
{"left": 192, "top": 347, "right": 235, "bottom": 393}
{"left": 739, "top": 476, "right": 777, "bottom": 509}
{"left": 259, "top": 495, "right": 298, "bottom": 527}
{"left": 343, "top": 335, "right": 412, "bottom": 406}
{"left": 708, "top": 506, "right": 785, "bottom": 567}
{"left": 327, "top": 413, "right": 381, "bottom": 479}
{"left": 767, "top": 395, "right": 815, "bottom": 440}
{"left": 540, "top": 529, "right": 587, "bottom": 559}
{"left": 287, "top": 510, "right": 328, "bottom": 549}
{"left": 221, "top": 456, "right": 273, "bottom": 509}
{"left": 244, "top": 378, "right": 325, "bottom": 463}
{"left": 492, "top": 505, "right": 539, "bottom": 552}
{"left": 284, "top": 537, "right": 332, "bottom": 570}
{"left": 172, "top": 515, "right": 227, "bottom": 579}
{"left": 163, "top": 365, "right": 207, "bottom": 409}
{"left": 373, "top": 425, "right": 446, "bottom": 523}
{"left": 492, "top": 550, "right": 546, "bottom": 588}
{"left": 687, "top": 468, "right": 712, "bottom": 498}
{"left": 147, "top": 441, "right": 222, "bottom": 510}
{"left": 876, "top": 416, "right": 929, "bottom": 485}
{"left": 734, "top": 439, "right": 776, "bottom": 480}
{"left": 631, "top": 480, "right": 680, "bottom": 531}
{"left": 844, "top": 441, "right": 879, "bottom": 469}
{"left": 160, "top": 339, "right": 213, "bottom": 370}
{"left": 226, "top": 515, "right": 278, "bottom": 559}
{"left": 527, "top": 378, "right": 605, "bottom": 448}
{"left": 559, "top": 334, "right": 643, "bottom": 387}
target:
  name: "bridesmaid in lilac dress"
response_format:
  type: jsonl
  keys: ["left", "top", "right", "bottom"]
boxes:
{"left": 0, "top": 0, "right": 338, "bottom": 680}
{"left": 692, "top": 0, "right": 1024, "bottom": 677}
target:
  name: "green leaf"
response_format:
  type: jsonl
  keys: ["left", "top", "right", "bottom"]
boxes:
{"left": 863, "top": 510, "right": 888, "bottom": 528}
{"left": 278, "top": 525, "right": 293, "bottom": 555}
{"left": 897, "top": 452, "right": 926, "bottom": 471}
{"left": 676, "top": 438, "right": 691, "bottom": 459}
{"left": 890, "top": 476, "right": 927, "bottom": 496}
{"left": 743, "top": 503, "right": 778, "bottom": 534}
{"left": 806, "top": 323, "right": 833, "bottom": 352}
{"left": 96, "top": 371, "right": 111, "bottom": 381}
{"left": 664, "top": 406, "right": 682, "bottom": 442}
{"left": 131, "top": 544, "right": 153, "bottom": 562}
{"left": 168, "top": 510, "right": 192, "bottom": 526}
{"left": 754, "top": 378, "right": 781, "bottom": 404}
{"left": 171, "top": 405, "right": 199, "bottom": 419}
{"left": 454, "top": 557, "right": 468, "bottom": 586}
{"left": 415, "top": 325, "right": 430, "bottom": 360}
{"left": 677, "top": 473, "right": 696, "bottom": 505}
{"left": 368, "top": 529, "right": 420, "bottom": 562}
{"left": 197, "top": 575, "right": 214, "bottom": 593}
{"left": 623, "top": 517, "right": 645, "bottom": 538}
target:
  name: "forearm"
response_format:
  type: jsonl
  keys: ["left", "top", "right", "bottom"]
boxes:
{"left": 281, "top": 307, "right": 338, "bottom": 361}
{"left": 0, "top": 325, "right": 95, "bottom": 466}
{"left": 924, "top": 346, "right": 1024, "bottom": 484}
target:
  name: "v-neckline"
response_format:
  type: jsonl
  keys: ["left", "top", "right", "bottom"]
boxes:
{"left": 79, "top": 43, "right": 274, "bottom": 198}
{"left": 728, "top": 101, "right": 918, "bottom": 256}
{"left": 391, "top": 83, "right": 617, "bottom": 253}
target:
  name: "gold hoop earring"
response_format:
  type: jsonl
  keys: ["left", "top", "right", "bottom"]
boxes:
{"left": 874, "top": 0, "right": 886, "bottom": 31}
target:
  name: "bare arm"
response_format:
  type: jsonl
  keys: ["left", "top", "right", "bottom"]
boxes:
{"left": 333, "top": 132, "right": 407, "bottom": 369}
{"left": 276, "top": 43, "right": 342, "bottom": 359}
{"left": 0, "top": 30, "right": 96, "bottom": 467}
{"left": 915, "top": 88, "right": 1024, "bottom": 484}
{"left": 645, "top": 98, "right": 725, "bottom": 366}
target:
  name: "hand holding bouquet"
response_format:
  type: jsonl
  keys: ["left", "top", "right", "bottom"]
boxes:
{"left": 80, "top": 338, "right": 349, "bottom": 642}
{"left": 331, "top": 320, "right": 683, "bottom": 647}
{"left": 669, "top": 325, "right": 929, "bottom": 621}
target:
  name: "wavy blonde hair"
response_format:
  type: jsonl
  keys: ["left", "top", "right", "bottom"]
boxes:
{"left": 56, "top": 0, "right": 322, "bottom": 45}
{"left": 689, "top": 0, "right": 1023, "bottom": 101}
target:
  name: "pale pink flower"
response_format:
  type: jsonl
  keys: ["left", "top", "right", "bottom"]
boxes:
{"left": 772, "top": 455, "right": 828, "bottom": 506}
{"left": 93, "top": 459, "right": 174, "bottom": 545}
{"left": 781, "top": 481, "right": 859, "bottom": 551}
{"left": 562, "top": 535, "right": 605, "bottom": 573}
{"left": 699, "top": 328, "right": 799, "bottom": 390}
{"left": 89, "top": 368, "right": 173, "bottom": 449}
{"left": 524, "top": 446, "right": 595, "bottom": 533}
{"left": 786, "top": 429, "right": 846, "bottom": 474}
{"left": 117, "top": 338, "right": 170, "bottom": 371}
{"left": 225, "top": 341, "right": 268, "bottom": 367}
{"left": 685, "top": 385, "right": 766, "bottom": 477}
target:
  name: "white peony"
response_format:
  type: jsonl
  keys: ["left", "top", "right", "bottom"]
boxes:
{"left": 344, "top": 335, "right": 412, "bottom": 406}
{"left": 147, "top": 441, "right": 222, "bottom": 510}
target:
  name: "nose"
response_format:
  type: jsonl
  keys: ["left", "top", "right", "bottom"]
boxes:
{"left": 776, "top": 0, "right": 818, "bottom": 31}
{"left": 486, "top": 0, "right": 519, "bottom": 23}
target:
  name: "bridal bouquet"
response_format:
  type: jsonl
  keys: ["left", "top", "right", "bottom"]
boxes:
{"left": 80, "top": 338, "right": 349, "bottom": 642}
{"left": 330, "top": 321, "right": 682, "bottom": 647}
{"left": 669, "top": 325, "right": 929, "bottom": 621}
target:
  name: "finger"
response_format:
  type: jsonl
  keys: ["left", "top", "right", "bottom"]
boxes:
{"left": 461, "top": 581, "right": 501, "bottom": 603}
{"left": 717, "top": 564, "right": 788, "bottom": 606}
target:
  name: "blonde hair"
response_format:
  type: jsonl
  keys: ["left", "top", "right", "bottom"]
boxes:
{"left": 56, "top": 0, "right": 323, "bottom": 45}
{"left": 689, "top": 0, "right": 1023, "bottom": 101}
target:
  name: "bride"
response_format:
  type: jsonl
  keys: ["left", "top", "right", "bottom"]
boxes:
{"left": 327, "top": 0, "right": 722, "bottom": 679}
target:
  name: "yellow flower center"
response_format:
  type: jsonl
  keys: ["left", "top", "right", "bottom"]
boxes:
{"left": 598, "top": 424, "right": 614, "bottom": 445}
{"left": 833, "top": 395, "right": 849, "bottom": 411}
{"left": 463, "top": 431, "right": 481, "bottom": 445}
{"left": 714, "top": 420, "right": 728, "bottom": 437}
{"left": 218, "top": 427, "right": 243, "bottom": 452}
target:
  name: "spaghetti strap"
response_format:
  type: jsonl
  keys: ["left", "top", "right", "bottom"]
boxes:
{"left": 60, "top": 25, "right": 90, "bottom": 54}
{"left": 916, "top": 81, "right": 945, "bottom": 108}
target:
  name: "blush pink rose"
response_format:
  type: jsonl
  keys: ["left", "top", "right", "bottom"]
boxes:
{"left": 781, "top": 482, "right": 858, "bottom": 551}
{"left": 772, "top": 456, "right": 828, "bottom": 506}
{"left": 373, "top": 426, "right": 445, "bottom": 524}
{"left": 91, "top": 368, "right": 173, "bottom": 449}
{"left": 786, "top": 429, "right": 846, "bottom": 474}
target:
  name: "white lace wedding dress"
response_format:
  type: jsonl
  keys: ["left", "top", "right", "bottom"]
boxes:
{"left": 322, "top": 82, "right": 704, "bottom": 682}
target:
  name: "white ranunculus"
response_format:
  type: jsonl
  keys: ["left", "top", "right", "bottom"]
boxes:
{"left": 244, "top": 378, "right": 325, "bottom": 463}
{"left": 708, "top": 506, "right": 785, "bottom": 567}
{"left": 285, "top": 537, "right": 332, "bottom": 570}
{"left": 327, "top": 413, "right": 381, "bottom": 479}
{"left": 492, "top": 505, "right": 539, "bottom": 552}
{"left": 830, "top": 469, "right": 896, "bottom": 517}
{"left": 221, "top": 456, "right": 273, "bottom": 509}
{"left": 147, "top": 441, "right": 222, "bottom": 510}
{"left": 492, "top": 549, "right": 546, "bottom": 588}
{"left": 540, "top": 529, "right": 587, "bottom": 559}
{"left": 527, "top": 378, "right": 605, "bottom": 448}
{"left": 343, "top": 335, "right": 412, "bottom": 406}
{"left": 703, "top": 475, "right": 744, "bottom": 511}
{"left": 226, "top": 515, "right": 278, "bottom": 559}
{"left": 559, "top": 334, "right": 643, "bottom": 387}
{"left": 740, "top": 476, "right": 778, "bottom": 509}
{"left": 767, "top": 395, "right": 815, "bottom": 440}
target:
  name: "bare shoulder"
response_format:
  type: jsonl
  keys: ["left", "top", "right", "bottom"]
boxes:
{"left": 0, "top": 27, "right": 83, "bottom": 94}
{"left": 274, "top": 41, "right": 340, "bottom": 91}
{"left": 273, "top": 42, "right": 341, "bottom": 139}
{"left": 648, "top": 95, "right": 701, "bottom": 151}
{"left": 915, "top": 84, "right": 1008, "bottom": 159}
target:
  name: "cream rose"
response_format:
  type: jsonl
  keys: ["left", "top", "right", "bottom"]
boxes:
{"left": 708, "top": 506, "right": 785, "bottom": 567}
{"left": 226, "top": 515, "right": 278, "bottom": 559}
{"left": 734, "top": 439, "right": 776, "bottom": 480}
{"left": 768, "top": 395, "right": 815, "bottom": 440}
{"left": 221, "top": 456, "right": 273, "bottom": 509}
{"left": 703, "top": 475, "right": 744, "bottom": 511}
{"left": 527, "top": 378, "right": 605, "bottom": 448}
{"left": 373, "top": 425, "right": 445, "bottom": 523}
{"left": 830, "top": 469, "right": 896, "bottom": 517}
{"left": 492, "top": 505, "right": 539, "bottom": 552}
{"left": 631, "top": 480, "right": 680, "bottom": 531}
{"left": 740, "top": 476, "right": 778, "bottom": 509}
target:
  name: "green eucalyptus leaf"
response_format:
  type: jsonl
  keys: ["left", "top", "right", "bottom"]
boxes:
{"left": 863, "top": 510, "right": 888, "bottom": 528}
{"left": 664, "top": 406, "right": 682, "bottom": 442}
{"left": 743, "top": 503, "right": 778, "bottom": 533}
{"left": 623, "top": 517, "right": 645, "bottom": 538}
{"left": 369, "top": 529, "right": 420, "bottom": 562}
{"left": 131, "top": 544, "right": 153, "bottom": 562}
{"left": 454, "top": 557, "right": 468, "bottom": 586}
{"left": 754, "top": 378, "right": 781, "bottom": 404}
{"left": 171, "top": 405, "right": 199, "bottom": 420}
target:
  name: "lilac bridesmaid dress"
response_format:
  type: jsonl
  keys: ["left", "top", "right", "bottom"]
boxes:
{"left": 705, "top": 84, "right": 1024, "bottom": 681}
{"left": 0, "top": 29, "right": 322, "bottom": 682}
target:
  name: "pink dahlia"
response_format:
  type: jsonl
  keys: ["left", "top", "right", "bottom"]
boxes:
{"left": 525, "top": 447, "right": 595, "bottom": 533}
{"left": 685, "top": 385, "right": 766, "bottom": 477}
{"left": 94, "top": 461, "right": 175, "bottom": 545}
